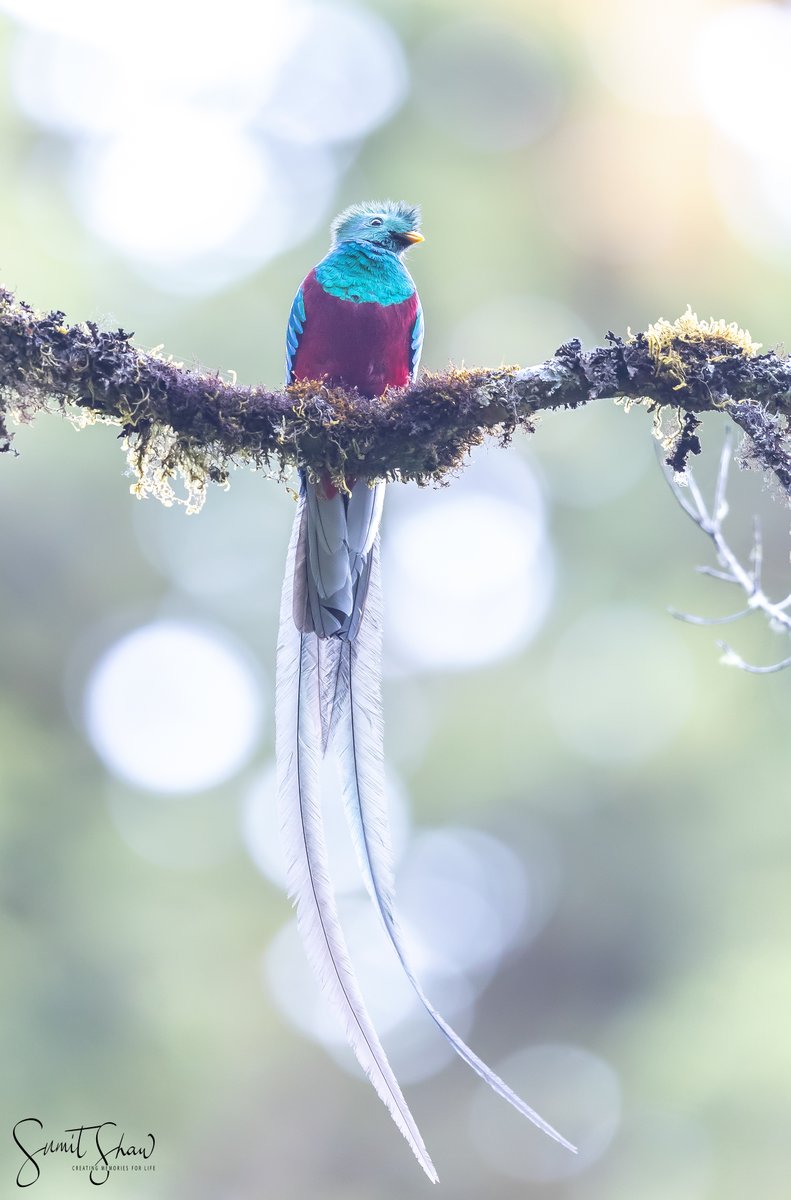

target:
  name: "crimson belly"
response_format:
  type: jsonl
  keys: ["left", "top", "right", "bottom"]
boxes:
{"left": 293, "top": 269, "right": 417, "bottom": 398}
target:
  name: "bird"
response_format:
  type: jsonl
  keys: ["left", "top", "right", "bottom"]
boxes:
{"left": 275, "top": 200, "right": 575, "bottom": 1181}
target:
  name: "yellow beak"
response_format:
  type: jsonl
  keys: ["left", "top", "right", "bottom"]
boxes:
{"left": 401, "top": 231, "right": 425, "bottom": 245}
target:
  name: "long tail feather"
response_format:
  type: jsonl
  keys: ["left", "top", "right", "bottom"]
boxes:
{"left": 333, "top": 541, "right": 577, "bottom": 1155}
{"left": 309, "top": 479, "right": 385, "bottom": 745}
{"left": 276, "top": 500, "right": 438, "bottom": 1183}
{"left": 317, "top": 636, "right": 345, "bottom": 753}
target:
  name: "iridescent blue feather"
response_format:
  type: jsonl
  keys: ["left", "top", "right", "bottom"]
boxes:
{"left": 284, "top": 285, "right": 306, "bottom": 384}
{"left": 410, "top": 301, "right": 424, "bottom": 379}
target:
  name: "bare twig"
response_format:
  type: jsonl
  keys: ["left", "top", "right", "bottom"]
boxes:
{"left": 716, "top": 645, "right": 791, "bottom": 675}
{"left": 695, "top": 566, "right": 740, "bottom": 583}
{"left": 667, "top": 607, "right": 752, "bottom": 626}
{"left": 664, "top": 431, "right": 791, "bottom": 672}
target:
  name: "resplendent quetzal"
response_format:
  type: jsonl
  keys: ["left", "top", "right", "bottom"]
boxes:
{"left": 275, "top": 201, "right": 574, "bottom": 1180}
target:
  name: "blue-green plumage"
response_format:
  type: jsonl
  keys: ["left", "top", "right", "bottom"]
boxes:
{"left": 314, "top": 242, "right": 416, "bottom": 306}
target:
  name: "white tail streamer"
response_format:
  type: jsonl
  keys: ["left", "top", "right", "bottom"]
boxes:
{"left": 332, "top": 541, "right": 577, "bottom": 1155}
{"left": 276, "top": 498, "right": 438, "bottom": 1182}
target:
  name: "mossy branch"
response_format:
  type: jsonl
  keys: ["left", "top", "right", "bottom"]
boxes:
{"left": 2, "top": 285, "right": 791, "bottom": 511}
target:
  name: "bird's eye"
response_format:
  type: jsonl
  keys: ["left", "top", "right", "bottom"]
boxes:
{"left": 369, "top": 217, "right": 384, "bottom": 227}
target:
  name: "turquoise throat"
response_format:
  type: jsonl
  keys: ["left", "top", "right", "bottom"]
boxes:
{"left": 315, "top": 242, "right": 415, "bottom": 305}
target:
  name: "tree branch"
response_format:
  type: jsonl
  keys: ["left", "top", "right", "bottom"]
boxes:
{"left": 3, "top": 284, "right": 791, "bottom": 510}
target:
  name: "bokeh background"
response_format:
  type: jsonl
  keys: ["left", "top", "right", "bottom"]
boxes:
{"left": 2, "top": 0, "right": 791, "bottom": 1196}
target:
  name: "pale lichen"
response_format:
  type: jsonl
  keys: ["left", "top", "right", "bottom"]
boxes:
{"left": 646, "top": 306, "right": 761, "bottom": 390}
{"left": 126, "top": 425, "right": 215, "bottom": 514}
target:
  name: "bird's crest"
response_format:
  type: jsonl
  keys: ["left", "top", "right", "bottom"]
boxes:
{"left": 331, "top": 200, "right": 421, "bottom": 247}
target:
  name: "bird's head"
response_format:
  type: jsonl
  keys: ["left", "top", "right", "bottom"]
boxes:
{"left": 330, "top": 200, "right": 424, "bottom": 256}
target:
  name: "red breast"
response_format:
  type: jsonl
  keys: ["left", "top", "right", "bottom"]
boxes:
{"left": 292, "top": 270, "right": 418, "bottom": 399}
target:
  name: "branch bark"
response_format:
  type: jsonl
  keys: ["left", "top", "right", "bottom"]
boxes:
{"left": 2, "top": 284, "right": 791, "bottom": 509}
